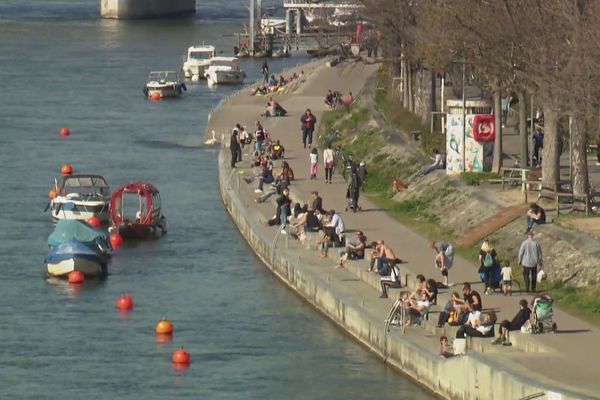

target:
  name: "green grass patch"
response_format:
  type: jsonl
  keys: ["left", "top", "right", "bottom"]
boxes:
{"left": 460, "top": 172, "right": 500, "bottom": 186}
{"left": 547, "top": 282, "right": 600, "bottom": 327}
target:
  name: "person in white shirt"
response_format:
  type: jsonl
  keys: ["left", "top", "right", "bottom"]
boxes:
{"left": 323, "top": 145, "right": 335, "bottom": 184}
{"left": 500, "top": 261, "right": 514, "bottom": 296}
{"left": 327, "top": 210, "right": 345, "bottom": 236}
{"left": 419, "top": 149, "right": 444, "bottom": 176}
{"left": 456, "top": 311, "right": 496, "bottom": 339}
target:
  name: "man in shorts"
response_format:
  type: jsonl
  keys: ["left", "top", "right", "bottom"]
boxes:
{"left": 431, "top": 241, "right": 454, "bottom": 286}
{"left": 500, "top": 261, "right": 514, "bottom": 296}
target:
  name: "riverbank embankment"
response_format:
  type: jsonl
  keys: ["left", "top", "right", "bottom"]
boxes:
{"left": 210, "top": 58, "right": 598, "bottom": 400}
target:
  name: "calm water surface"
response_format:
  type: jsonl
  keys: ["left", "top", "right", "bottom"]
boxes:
{"left": 0, "top": 2, "right": 433, "bottom": 398}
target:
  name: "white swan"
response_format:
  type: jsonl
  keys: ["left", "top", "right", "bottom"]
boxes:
{"left": 204, "top": 130, "right": 220, "bottom": 146}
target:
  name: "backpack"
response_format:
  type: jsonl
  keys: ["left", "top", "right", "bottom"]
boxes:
{"left": 483, "top": 251, "right": 494, "bottom": 268}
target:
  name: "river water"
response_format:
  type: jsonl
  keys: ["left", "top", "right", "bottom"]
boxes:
{"left": 0, "top": 2, "right": 433, "bottom": 399}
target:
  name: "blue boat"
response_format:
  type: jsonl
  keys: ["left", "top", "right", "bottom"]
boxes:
{"left": 48, "top": 220, "right": 110, "bottom": 255}
{"left": 44, "top": 240, "right": 107, "bottom": 277}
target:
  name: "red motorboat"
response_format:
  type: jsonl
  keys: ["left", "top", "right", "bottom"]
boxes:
{"left": 109, "top": 181, "right": 167, "bottom": 240}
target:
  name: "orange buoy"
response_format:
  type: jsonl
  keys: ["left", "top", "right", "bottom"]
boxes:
{"left": 68, "top": 270, "right": 85, "bottom": 284}
{"left": 87, "top": 216, "right": 101, "bottom": 228}
{"left": 116, "top": 294, "right": 134, "bottom": 310}
{"left": 109, "top": 233, "right": 123, "bottom": 248}
{"left": 60, "top": 164, "right": 73, "bottom": 176}
{"left": 172, "top": 348, "right": 191, "bottom": 365}
{"left": 151, "top": 92, "right": 161, "bottom": 101}
{"left": 155, "top": 318, "right": 174, "bottom": 334}
{"left": 48, "top": 189, "right": 58, "bottom": 199}
{"left": 59, "top": 127, "right": 71, "bottom": 137}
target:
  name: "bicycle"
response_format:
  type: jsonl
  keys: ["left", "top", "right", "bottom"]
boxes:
{"left": 508, "top": 153, "right": 523, "bottom": 187}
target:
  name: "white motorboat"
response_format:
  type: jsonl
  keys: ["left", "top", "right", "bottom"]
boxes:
{"left": 204, "top": 57, "right": 246, "bottom": 86}
{"left": 182, "top": 44, "right": 216, "bottom": 81}
{"left": 49, "top": 174, "right": 111, "bottom": 223}
{"left": 143, "top": 71, "right": 186, "bottom": 98}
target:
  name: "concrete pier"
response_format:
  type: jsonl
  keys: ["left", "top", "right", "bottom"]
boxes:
{"left": 101, "top": 0, "right": 195, "bottom": 19}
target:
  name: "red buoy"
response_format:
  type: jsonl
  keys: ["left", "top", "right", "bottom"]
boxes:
{"left": 110, "top": 233, "right": 123, "bottom": 248}
{"left": 59, "top": 127, "right": 71, "bottom": 137}
{"left": 68, "top": 270, "right": 85, "bottom": 284}
{"left": 87, "top": 216, "right": 101, "bottom": 228}
{"left": 48, "top": 189, "right": 58, "bottom": 199}
{"left": 60, "top": 164, "right": 73, "bottom": 176}
{"left": 172, "top": 348, "right": 191, "bottom": 365}
{"left": 155, "top": 318, "right": 174, "bottom": 334}
{"left": 116, "top": 294, "right": 134, "bottom": 310}
{"left": 151, "top": 92, "right": 161, "bottom": 101}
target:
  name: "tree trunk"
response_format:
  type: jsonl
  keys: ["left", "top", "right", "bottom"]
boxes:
{"left": 408, "top": 66, "right": 414, "bottom": 112}
{"left": 517, "top": 89, "right": 529, "bottom": 166}
{"left": 401, "top": 56, "right": 409, "bottom": 109}
{"left": 491, "top": 86, "right": 503, "bottom": 173}
{"left": 541, "top": 104, "right": 560, "bottom": 185}
{"left": 571, "top": 111, "right": 589, "bottom": 196}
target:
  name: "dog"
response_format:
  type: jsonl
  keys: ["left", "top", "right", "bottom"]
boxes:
{"left": 392, "top": 177, "right": 408, "bottom": 193}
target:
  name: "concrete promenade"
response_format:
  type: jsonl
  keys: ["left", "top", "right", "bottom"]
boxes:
{"left": 208, "top": 59, "right": 600, "bottom": 399}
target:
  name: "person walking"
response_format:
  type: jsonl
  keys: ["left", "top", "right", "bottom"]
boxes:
{"left": 300, "top": 109, "right": 317, "bottom": 149}
{"left": 309, "top": 147, "right": 318, "bottom": 179}
{"left": 323, "top": 144, "right": 335, "bottom": 184}
{"left": 518, "top": 231, "right": 543, "bottom": 293}
{"left": 478, "top": 239, "right": 498, "bottom": 295}
{"left": 229, "top": 129, "right": 241, "bottom": 168}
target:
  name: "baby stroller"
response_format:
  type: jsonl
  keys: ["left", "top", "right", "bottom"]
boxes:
{"left": 531, "top": 295, "right": 557, "bottom": 334}
{"left": 479, "top": 264, "right": 502, "bottom": 292}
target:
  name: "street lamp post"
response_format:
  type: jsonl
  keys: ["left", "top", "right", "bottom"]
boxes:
{"left": 462, "top": 62, "right": 466, "bottom": 172}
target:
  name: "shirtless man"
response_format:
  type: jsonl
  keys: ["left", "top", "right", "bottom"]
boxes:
{"left": 368, "top": 240, "right": 397, "bottom": 274}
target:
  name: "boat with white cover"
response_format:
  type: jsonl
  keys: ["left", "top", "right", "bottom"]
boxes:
{"left": 49, "top": 174, "right": 110, "bottom": 223}
{"left": 182, "top": 44, "right": 216, "bottom": 81}
{"left": 203, "top": 57, "right": 246, "bottom": 87}
{"left": 143, "top": 71, "right": 186, "bottom": 98}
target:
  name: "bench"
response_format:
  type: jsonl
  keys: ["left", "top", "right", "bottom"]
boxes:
{"left": 523, "top": 180, "right": 590, "bottom": 216}
{"left": 500, "top": 167, "right": 531, "bottom": 190}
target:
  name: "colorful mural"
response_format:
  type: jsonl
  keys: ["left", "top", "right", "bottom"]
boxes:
{"left": 446, "top": 114, "right": 485, "bottom": 175}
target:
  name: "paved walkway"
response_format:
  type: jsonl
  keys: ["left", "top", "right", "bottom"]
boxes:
{"left": 208, "top": 59, "right": 600, "bottom": 399}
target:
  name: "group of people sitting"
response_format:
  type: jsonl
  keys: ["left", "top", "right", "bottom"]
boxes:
{"left": 250, "top": 71, "right": 304, "bottom": 96}
{"left": 324, "top": 89, "right": 354, "bottom": 109}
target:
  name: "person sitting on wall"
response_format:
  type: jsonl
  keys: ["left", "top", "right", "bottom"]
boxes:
{"left": 526, "top": 202, "right": 546, "bottom": 232}
{"left": 337, "top": 230, "right": 368, "bottom": 267}
{"left": 439, "top": 336, "right": 454, "bottom": 358}
{"left": 316, "top": 226, "right": 342, "bottom": 258}
{"left": 491, "top": 299, "right": 531, "bottom": 346}
{"left": 405, "top": 289, "right": 431, "bottom": 326}
{"left": 455, "top": 311, "right": 496, "bottom": 339}
{"left": 269, "top": 140, "right": 285, "bottom": 160}
{"left": 419, "top": 149, "right": 445, "bottom": 176}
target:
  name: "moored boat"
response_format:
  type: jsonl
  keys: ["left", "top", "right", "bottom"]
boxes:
{"left": 143, "top": 71, "right": 186, "bottom": 98}
{"left": 110, "top": 181, "right": 167, "bottom": 240}
{"left": 49, "top": 174, "right": 110, "bottom": 223}
{"left": 182, "top": 44, "right": 216, "bottom": 81}
{"left": 45, "top": 240, "right": 107, "bottom": 277}
{"left": 204, "top": 57, "right": 246, "bottom": 86}
{"left": 48, "top": 219, "right": 111, "bottom": 256}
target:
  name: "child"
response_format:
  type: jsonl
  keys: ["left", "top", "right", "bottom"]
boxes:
{"left": 501, "top": 261, "right": 514, "bottom": 296}
{"left": 439, "top": 336, "right": 454, "bottom": 358}
{"left": 309, "top": 147, "right": 318, "bottom": 180}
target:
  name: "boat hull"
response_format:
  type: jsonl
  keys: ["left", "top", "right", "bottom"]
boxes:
{"left": 117, "top": 223, "right": 166, "bottom": 240}
{"left": 51, "top": 199, "right": 110, "bottom": 223}
{"left": 146, "top": 86, "right": 182, "bottom": 98}
{"left": 205, "top": 70, "right": 246, "bottom": 86}
{"left": 47, "top": 257, "right": 107, "bottom": 277}
{"left": 182, "top": 62, "right": 210, "bottom": 79}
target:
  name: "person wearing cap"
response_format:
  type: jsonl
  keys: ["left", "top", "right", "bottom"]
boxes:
{"left": 518, "top": 231, "right": 543, "bottom": 292}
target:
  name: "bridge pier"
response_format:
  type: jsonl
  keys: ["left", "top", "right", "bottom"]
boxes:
{"left": 101, "top": 0, "right": 195, "bottom": 19}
